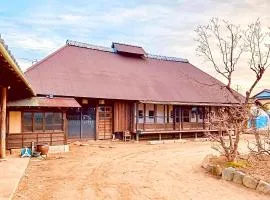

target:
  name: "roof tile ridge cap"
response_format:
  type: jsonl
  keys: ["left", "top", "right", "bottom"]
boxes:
{"left": 146, "top": 53, "right": 189, "bottom": 63}
{"left": 25, "top": 45, "right": 67, "bottom": 74}
{"left": 67, "top": 40, "right": 114, "bottom": 52}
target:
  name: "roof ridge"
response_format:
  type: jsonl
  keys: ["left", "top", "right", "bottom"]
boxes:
{"left": 146, "top": 54, "right": 189, "bottom": 63}
{"left": 66, "top": 40, "right": 114, "bottom": 53}
{"left": 67, "top": 40, "right": 189, "bottom": 63}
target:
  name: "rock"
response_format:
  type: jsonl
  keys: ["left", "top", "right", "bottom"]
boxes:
{"left": 148, "top": 141, "right": 163, "bottom": 145}
{"left": 233, "top": 171, "right": 245, "bottom": 185}
{"left": 243, "top": 175, "right": 259, "bottom": 189}
{"left": 174, "top": 139, "right": 187, "bottom": 143}
{"left": 256, "top": 180, "right": 270, "bottom": 195}
{"left": 163, "top": 140, "right": 175, "bottom": 144}
{"left": 201, "top": 154, "right": 214, "bottom": 169}
{"left": 10, "top": 148, "right": 21, "bottom": 156}
{"left": 212, "top": 165, "right": 222, "bottom": 176}
{"left": 222, "top": 167, "right": 236, "bottom": 181}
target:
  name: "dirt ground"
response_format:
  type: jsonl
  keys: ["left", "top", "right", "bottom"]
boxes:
{"left": 13, "top": 136, "right": 269, "bottom": 200}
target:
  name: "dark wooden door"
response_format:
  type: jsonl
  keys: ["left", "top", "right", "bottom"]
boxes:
{"left": 98, "top": 106, "right": 112, "bottom": 139}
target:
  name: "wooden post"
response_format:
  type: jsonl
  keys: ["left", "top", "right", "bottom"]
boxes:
{"left": 178, "top": 106, "right": 181, "bottom": 131}
{"left": 202, "top": 107, "right": 205, "bottom": 130}
{"left": 163, "top": 105, "right": 166, "bottom": 130}
{"left": 0, "top": 87, "right": 7, "bottom": 158}
{"left": 95, "top": 105, "right": 99, "bottom": 140}
{"left": 143, "top": 104, "right": 146, "bottom": 131}
{"left": 63, "top": 111, "right": 67, "bottom": 145}
{"left": 209, "top": 107, "right": 212, "bottom": 130}
{"left": 154, "top": 104, "right": 157, "bottom": 131}
{"left": 135, "top": 103, "right": 138, "bottom": 132}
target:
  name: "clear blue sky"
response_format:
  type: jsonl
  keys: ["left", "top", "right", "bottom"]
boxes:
{"left": 1, "top": 0, "right": 269, "bottom": 93}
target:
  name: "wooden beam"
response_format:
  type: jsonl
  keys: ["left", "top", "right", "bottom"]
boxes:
{"left": 0, "top": 87, "right": 7, "bottom": 158}
{"left": 135, "top": 102, "right": 138, "bottom": 132}
{"left": 143, "top": 103, "right": 146, "bottom": 131}
{"left": 154, "top": 104, "right": 157, "bottom": 131}
{"left": 163, "top": 105, "right": 166, "bottom": 130}
{"left": 63, "top": 112, "right": 67, "bottom": 145}
{"left": 202, "top": 107, "right": 205, "bottom": 130}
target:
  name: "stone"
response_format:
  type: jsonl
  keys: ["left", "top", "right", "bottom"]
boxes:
{"left": 256, "top": 180, "right": 270, "bottom": 195}
{"left": 212, "top": 165, "right": 222, "bottom": 176}
{"left": 49, "top": 145, "right": 69, "bottom": 153}
{"left": 174, "top": 139, "right": 187, "bottom": 143}
{"left": 163, "top": 140, "right": 175, "bottom": 144}
{"left": 222, "top": 167, "right": 236, "bottom": 181}
{"left": 243, "top": 175, "right": 259, "bottom": 189}
{"left": 148, "top": 141, "right": 163, "bottom": 145}
{"left": 10, "top": 148, "right": 21, "bottom": 156}
{"left": 233, "top": 171, "right": 245, "bottom": 185}
{"left": 201, "top": 154, "right": 214, "bottom": 169}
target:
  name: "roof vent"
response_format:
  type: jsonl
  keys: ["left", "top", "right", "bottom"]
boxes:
{"left": 112, "top": 42, "right": 145, "bottom": 57}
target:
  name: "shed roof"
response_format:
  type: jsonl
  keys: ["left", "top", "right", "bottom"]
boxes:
{"left": 24, "top": 40, "right": 242, "bottom": 105}
{"left": 7, "top": 97, "right": 81, "bottom": 108}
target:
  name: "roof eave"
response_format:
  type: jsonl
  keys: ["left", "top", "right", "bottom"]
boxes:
{"left": 0, "top": 40, "right": 35, "bottom": 96}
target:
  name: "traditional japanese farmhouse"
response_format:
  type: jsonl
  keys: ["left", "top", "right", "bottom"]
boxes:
{"left": 6, "top": 40, "right": 241, "bottom": 149}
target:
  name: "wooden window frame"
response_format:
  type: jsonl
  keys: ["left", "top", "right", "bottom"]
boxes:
{"left": 22, "top": 111, "right": 64, "bottom": 133}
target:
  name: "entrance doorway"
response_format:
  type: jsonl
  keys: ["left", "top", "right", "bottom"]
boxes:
{"left": 98, "top": 106, "right": 112, "bottom": 139}
{"left": 67, "top": 107, "right": 96, "bottom": 139}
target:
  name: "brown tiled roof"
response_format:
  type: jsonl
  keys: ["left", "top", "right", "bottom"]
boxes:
{"left": 24, "top": 40, "right": 241, "bottom": 105}
{"left": 7, "top": 97, "right": 81, "bottom": 108}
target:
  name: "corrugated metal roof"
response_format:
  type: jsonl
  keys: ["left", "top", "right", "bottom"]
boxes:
{"left": 7, "top": 97, "right": 81, "bottom": 108}
{"left": 25, "top": 40, "right": 242, "bottom": 104}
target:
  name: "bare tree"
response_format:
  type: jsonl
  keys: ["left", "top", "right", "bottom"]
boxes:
{"left": 244, "top": 19, "right": 270, "bottom": 103}
{"left": 195, "top": 18, "right": 269, "bottom": 161}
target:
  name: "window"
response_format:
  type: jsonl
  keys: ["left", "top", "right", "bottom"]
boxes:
{"left": 23, "top": 112, "right": 33, "bottom": 132}
{"left": 34, "top": 112, "right": 43, "bottom": 131}
{"left": 148, "top": 110, "right": 154, "bottom": 118}
{"left": 198, "top": 108, "right": 203, "bottom": 119}
{"left": 183, "top": 109, "right": 190, "bottom": 122}
{"left": 53, "top": 112, "right": 63, "bottom": 130}
{"left": 138, "top": 110, "right": 143, "bottom": 118}
{"left": 45, "top": 112, "right": 54, "bottom": 131}
{"left": 22, "top": 111, "right": 63, "bottom": 132}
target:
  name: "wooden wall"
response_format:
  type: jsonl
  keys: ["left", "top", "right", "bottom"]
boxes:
{"left": 6, "top": 109, "right": 67, "bottom": 149}
{"left": 113, "top": 101, "right": 133, "bottom": 133}
{"left": 7, "top": 132, "right": 66, "bottom": 149}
